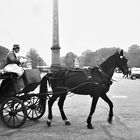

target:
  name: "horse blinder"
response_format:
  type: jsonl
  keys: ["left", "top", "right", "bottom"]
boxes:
{"left": 117, "top": 50, "right": 128, "bottom": 74}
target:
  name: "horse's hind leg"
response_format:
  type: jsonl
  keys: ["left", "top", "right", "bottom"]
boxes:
{"left": 47, "top": 94, "right": 59, "bottom": 127}
{"left": 101, "top": 94, "right": 113, "bottom": 123}
{"left": 58, "top": 94, "right": 71, "bottom": 125}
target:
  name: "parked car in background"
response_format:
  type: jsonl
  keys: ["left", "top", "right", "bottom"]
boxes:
{"left": 82, "top": 66, "right": 92, "bottom": 69}
{"left": 130, "top": 67, "right": 140, "bottom": 80}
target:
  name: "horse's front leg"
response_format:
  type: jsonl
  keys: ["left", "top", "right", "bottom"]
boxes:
{"left": 87, "top": 96, "right": 99, "bottom": 129}
{"left": 47, "top": 94, "right": 59, "bottom": 127}
{"left": 58, "top": 94, "right": 71, "bottom": 125}
{"left": 101, "top": 94, "right": 113, "bottom": 123}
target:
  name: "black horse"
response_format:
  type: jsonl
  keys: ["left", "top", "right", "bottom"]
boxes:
{"left": 40, "top": 50, "right": 128, "bottom": 129}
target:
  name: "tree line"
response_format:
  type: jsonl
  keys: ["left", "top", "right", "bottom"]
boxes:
{"left": 61, "top": 44, "right": 140, "bottom": 68}
{"left": 0, "top": 44, "right": 140, "bottom": 69}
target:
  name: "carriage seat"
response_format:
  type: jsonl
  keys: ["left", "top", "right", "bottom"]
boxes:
{"left": 21, "top": 69, "right": 41, "bottom": 93}
{"left": 0, "top": 69, "right": 41, "bottom": 95}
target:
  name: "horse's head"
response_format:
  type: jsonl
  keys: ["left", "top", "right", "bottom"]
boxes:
{"left": 115, "top": 50, "right": 128, "bottom": 75}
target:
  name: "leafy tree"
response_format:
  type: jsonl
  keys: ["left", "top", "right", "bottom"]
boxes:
{"left": 127, "top": 44, "right": 140, "bottom": 67}
{"left": 39, "top": 57, "right": 47, "bottom": 67}
{"left": 80, "top": 48, "right": 118, "bottom": 67}
{"left": 0, "top": 46, "right": 9, "bottom": 68}
{"left": 60, "top": 56, "right": 65, "bottom": 67}
{"left": 64, "top": 52, "right": 76, "bottom": 68}
{"left": 81, "top": 50, "right": 92, "bottom": 57}
{"left": 78, "top": 55, "right": 84, "bottom": 68}
{"left": 26, "top": 48, "right": 46, "bottom": 69}
{"left": 96, "top": 47, "right": 118, "bottom": 64}
{"left": 83, "top": 51, "right": 98, "bottom": 67}
{"left": 60, "top": 46, "right": 140, "bottom": 68}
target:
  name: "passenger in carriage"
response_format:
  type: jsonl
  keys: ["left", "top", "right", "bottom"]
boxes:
{"left": 0, "top": 45, "right": 25, "bottom": 100}
{"left": 5, "top": 44, "right": 20, "bottom": 66}
{"left": 4, "top": 44, "right": 24, "bottom": 77}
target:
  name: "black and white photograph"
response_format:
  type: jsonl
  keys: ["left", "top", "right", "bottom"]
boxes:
{"left": 0, "top": 0, "right": 140, "bottom": 140}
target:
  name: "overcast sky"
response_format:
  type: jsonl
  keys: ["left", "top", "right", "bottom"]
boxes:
{"left": 0, "top": 0, "right": 140, "bottom": 65}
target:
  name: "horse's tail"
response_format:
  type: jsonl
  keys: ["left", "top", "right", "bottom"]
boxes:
{"left": 40, "top": 75, "right": 48, "bottom": 94}
{"left": 39, "top": 74, "right": 49, "bottom": 106}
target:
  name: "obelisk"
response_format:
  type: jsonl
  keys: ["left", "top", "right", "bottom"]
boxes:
{"left": 51, "top": 0, "right": 61, "bottom": 72}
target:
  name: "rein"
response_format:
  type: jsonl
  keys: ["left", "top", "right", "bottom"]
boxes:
{"left": 45, "top": 66, "right": 114, "bottom": 96}
{"left": 48, "top": 81, "right": 99, "bottom": 95}
{"left": 46, "top": 72, "right": 110, "bottom": 96}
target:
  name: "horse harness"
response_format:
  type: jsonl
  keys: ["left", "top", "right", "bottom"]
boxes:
{"left": 47, "top": 67, "right": 112, "bottom": 94}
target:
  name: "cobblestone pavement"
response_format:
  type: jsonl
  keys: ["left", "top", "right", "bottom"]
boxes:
{"left": 0, "top": 73, "right": 140, "bottom": 140}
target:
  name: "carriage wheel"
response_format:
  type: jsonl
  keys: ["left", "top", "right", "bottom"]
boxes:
{"left": 0, "top": 97, "right": 27, "bottom": 128}
{"left": 25, "top": 95, "right": 46, "bottom": 120}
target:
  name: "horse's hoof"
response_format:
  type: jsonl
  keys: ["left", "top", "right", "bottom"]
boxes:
{"left": 107, "top": 117, "right": 112, "bottom": 124}
{"left": 46, "top": 121, "right": 51, "bottom": 127}
{"left": 65, "top": 121, "right": 71, "bottom": 125}
{"left": 87, "top": 124, "right": 94, "bottom": 129}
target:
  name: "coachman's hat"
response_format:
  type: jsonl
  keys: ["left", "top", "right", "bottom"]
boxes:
{"left": 13, "top": 44, "right": 20, "bottom": 50}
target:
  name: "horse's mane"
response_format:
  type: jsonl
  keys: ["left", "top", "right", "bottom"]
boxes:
{"left": 100, "top": 51, "right": 119, "bottom": 70}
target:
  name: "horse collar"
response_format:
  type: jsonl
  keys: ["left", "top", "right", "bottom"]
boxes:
{"left": 98, "top": 66, "right": 113, "bottom": 85}
{"left": 98, "top": 66, "right": 110, "bottom": 79}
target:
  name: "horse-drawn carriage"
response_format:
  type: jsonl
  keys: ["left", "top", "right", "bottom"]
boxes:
{"left": 0, "top": 50, "right": 129, "bottom": 129}
{"left": 0, "top": 69, "right": 49, "bottom": 128}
